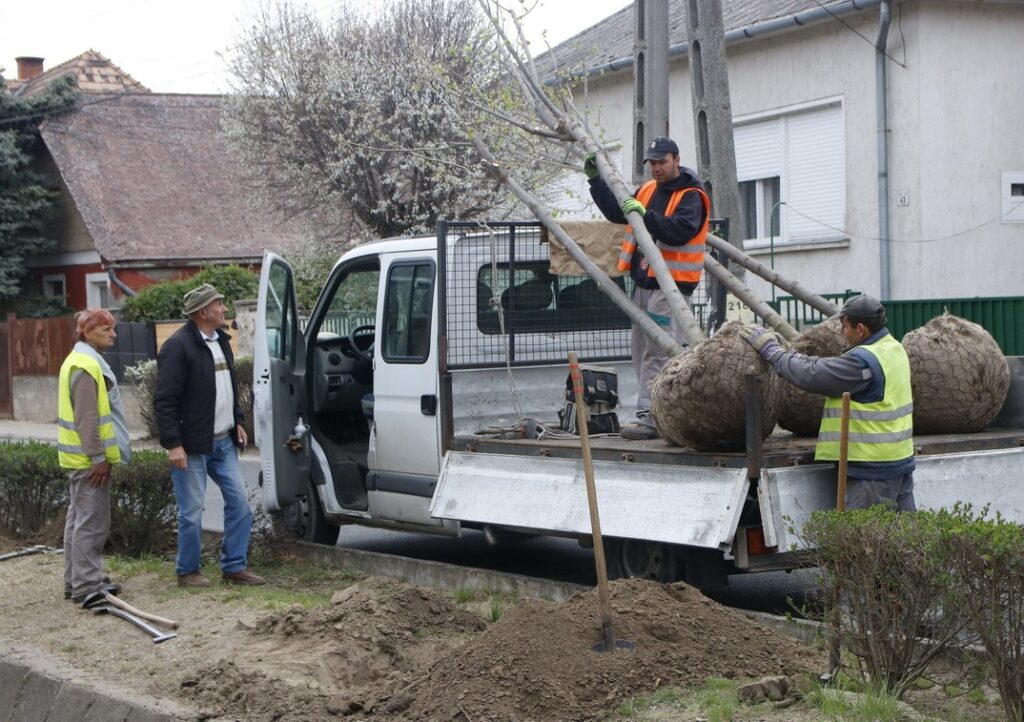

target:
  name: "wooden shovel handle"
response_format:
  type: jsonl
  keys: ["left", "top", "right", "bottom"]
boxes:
{"left": 836, "top": 392, "right": 851, "bottom": 512}
{"left": 103, "top": 592, "right": 179, "bottom": 629}
{"left": 568, "top": 352, "right": 613, "bottom": 626}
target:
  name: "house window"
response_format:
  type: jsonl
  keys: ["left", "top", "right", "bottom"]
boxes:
{"left": 734, "top": 101, "right": 845, "bottom": 246}
{"left": 739, "top": 176, "right": 781, "bottom": 241}
{"left": 85, "top": 272, "right": 119, "bottom": 309}
{"left": 42, "top": 274, "right": 66, "bottom": 299}
{"left": 1002, "top": 171, "right": 1024, "bottom": 224}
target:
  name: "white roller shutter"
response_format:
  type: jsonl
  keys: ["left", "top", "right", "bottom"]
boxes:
{"left": 786, "top": 104, "right": 845, "bottom": 241}
{"left": 734, "top": 118, "right": 782, "bottom": 181}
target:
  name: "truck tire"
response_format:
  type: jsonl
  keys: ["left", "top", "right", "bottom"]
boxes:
{"left": 603, "top": 538, "right": 681, "bottom": 583}
{"left": 275, "top": 478, "right": 339, "bottom": 545}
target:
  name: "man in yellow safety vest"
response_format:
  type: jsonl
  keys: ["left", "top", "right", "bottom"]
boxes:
{"left": 741, "top": 295, "right": 916, "bottom": 510}
{"left": 57, "top": 309, "right": 132, "bottom": 606}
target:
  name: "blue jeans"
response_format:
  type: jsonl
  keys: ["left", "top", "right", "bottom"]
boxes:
{"left": 171, "top": 435, "right": 253, "bottom": 576}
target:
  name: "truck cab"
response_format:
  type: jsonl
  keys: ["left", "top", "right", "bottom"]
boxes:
{"left": 254, "top": 223, "right": 639, "bottom": 545}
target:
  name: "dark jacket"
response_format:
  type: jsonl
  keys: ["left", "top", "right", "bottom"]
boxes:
{"left": 155, "top": 320, "right": 243, "bottom": 455}
{"left": 589, "top": 166, "right": 708, "bottom": 294}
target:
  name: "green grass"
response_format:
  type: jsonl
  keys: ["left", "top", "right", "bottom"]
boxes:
{"left": 452, "top": 587, "right": 476, "bottom": 604}
{"left": 106, "top": 553, "right": 173, "bottom": 578}
{"left": 694, "top": 677, "right": 741, "bottom": 722}
{"left": 489, "top": 597, "right": 503, "bottom": 622}
{"left": 614, "top": 687, "right": 684, "bottom": 718}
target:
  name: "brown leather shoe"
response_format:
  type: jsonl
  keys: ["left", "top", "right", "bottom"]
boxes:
{"left": 177, "top": 572, "right": 211, "bottom": 588}
{"left": 222, "top": 569, "right": 265, "bottom": 586}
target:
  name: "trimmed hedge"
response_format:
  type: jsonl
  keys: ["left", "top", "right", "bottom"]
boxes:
{"left": 0, "top": 443, "right": 177, "bottom": 555}
{"left": 0, "top": 441, "right": 66, "bottom": 538}
{"left": 120, "top": 265, "right": 258, "bottom": 322}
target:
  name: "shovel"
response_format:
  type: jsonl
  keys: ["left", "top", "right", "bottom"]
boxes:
{"left": 568, "top": 351, "right": 635, "bottom": 653}
{"left": 92, "top": 605, "right": 178, "bottom": 644}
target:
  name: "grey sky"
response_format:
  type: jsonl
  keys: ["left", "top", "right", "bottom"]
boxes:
{"left": 2, "top": 0, "right": 629, "bottom": 94}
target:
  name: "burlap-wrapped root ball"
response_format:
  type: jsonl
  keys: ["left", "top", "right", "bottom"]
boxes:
{"left": 902, "top": 314, "right": 1010, "bottom": 434}
{"left": 650, "top": 321, "right": 782, "bottom": 451}
{"left": 778, "top": 319, "right": 847, "bottom": 436}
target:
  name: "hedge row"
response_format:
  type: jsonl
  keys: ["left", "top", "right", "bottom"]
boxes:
{"left": 0, "top": 442, "right": 176, "bottom": 555}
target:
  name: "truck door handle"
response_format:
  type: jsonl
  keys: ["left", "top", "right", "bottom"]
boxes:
{"left": 420, "top": 394, "right": 437, "bottom": 416}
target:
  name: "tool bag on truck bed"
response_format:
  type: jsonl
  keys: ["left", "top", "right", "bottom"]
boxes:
{"left": 558, "top": 365, "right": 620, "bottom": 435}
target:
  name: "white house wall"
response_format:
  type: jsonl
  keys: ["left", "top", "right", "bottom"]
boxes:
{"left": 564, "top": 1, "right": 1023, "bottom": 303}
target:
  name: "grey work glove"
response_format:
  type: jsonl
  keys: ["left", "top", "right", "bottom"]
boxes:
{"left": 739, "top": 324, "right": 785, "bottom": 362}
{"left": 583, "top": 153, "right": 599, "bottom": 180}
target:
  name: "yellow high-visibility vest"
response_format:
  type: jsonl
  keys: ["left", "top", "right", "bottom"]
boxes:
{"left": 816, "top": 333, "right": 914, "bottom": 463}
{"left": 57, "top": 351, "right": 121, "bottom": 469}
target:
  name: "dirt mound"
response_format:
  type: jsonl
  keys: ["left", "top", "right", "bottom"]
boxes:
{"left": 404, "top": 578, "right": 819, "bottom": 722}
{"left": 181, "top": 578, "right": 486, "bottom": 718}
{"left": 903, "top": 314, "right": 1010, "bottom": 433}
{"left": 651, "top": 321, "right": 781, "bottom": 451}
{"left": 778, "top": 319, "right": 846, "bottom": 436}
{"left": 178, "top": 577, "right": 819, "bottom": 722}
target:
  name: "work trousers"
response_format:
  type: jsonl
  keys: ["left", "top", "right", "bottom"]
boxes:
{"left": 63, "top": 468, "right": 111, "bottom": 599}
{"left": 630, "top": 286, "right": 690, "bottom": 426}
{"left": 170, "top": 434, "right": 253, "bottom": 577}
{"left": 846, "top": 472, "right": 917, "bottom": 512}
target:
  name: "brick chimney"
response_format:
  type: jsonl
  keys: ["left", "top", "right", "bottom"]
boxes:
{"left": 15, "top": 57, "right": 44, "bottom": 81}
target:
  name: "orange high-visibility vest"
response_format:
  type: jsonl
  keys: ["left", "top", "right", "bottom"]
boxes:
{"left": 616, "top": 180, "right": 710, "bottom": 284}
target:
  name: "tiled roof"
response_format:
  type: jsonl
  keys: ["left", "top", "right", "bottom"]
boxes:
{"left": 15, "top": 50, "right": 148, "bottom": 97}
{"left": 542, "top": 0, "right": 856, "bottom": 76}
{"left": 40, "top": 94, "right": 310, "bottom": 264}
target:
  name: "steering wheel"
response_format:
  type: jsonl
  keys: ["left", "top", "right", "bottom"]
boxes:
{"left": 348, "top": 324, "right": 376, "bottom": 362}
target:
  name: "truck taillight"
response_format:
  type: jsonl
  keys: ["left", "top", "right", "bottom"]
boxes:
{"left": 746, "top": 526, "right": 770, "bottom": 556}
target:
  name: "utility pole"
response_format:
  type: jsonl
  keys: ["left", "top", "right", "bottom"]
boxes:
{"left": 632, "top": 0, "right": 670, "bottom": 186}
{"left": 685, "top": 0, "right": 745, "bottom": 257}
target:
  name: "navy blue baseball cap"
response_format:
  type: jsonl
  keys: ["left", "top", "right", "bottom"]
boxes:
{"left": 643, "top": 136, "right": 679, "bottom": 162}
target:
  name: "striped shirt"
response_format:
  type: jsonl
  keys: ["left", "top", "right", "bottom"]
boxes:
{"left": 202, "top": 331, "right": 235, "bottom": 436}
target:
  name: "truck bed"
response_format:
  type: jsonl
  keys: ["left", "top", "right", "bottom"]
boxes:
{"left": 453, "top": 427, "right": 1024, "bottom": 470}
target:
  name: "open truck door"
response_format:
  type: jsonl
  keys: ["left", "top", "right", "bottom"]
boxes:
{"left": 254, "top": 251, "right": 310, "bottom": 513}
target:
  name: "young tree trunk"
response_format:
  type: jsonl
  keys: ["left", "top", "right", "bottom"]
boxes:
{"left": 705, "top": 234, "right": 839, "bottom": 316}
{"left": 703, "top": 255, "right": 799, "bottom": 341}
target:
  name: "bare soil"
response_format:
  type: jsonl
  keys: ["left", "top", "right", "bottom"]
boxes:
{"left": 0, "top": 543, "right": 828, "bottom": 721}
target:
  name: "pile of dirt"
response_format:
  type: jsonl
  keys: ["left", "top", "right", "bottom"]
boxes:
{"left": 651, "top": 321, "right": 781, "bottom": 451}
{"left": 778, "top": 319, "right": 846, "bottom": 436}
{"left": 181, "top": 578, "right": 487, "bottom": 718}
{"left": 180, "top": 577, "right": 820, "bottom": 722}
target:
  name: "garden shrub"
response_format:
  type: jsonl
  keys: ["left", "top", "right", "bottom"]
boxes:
{"left": 0, "top": 441, "right": 67, "bottom": 538}
{"left": 941, "top": 506, "right": 1024, "bottom": 722}
{"left": 120, "top": 265, "right": 258, "bottom": 322}
{"left": 124, "top": 359, "right": 159, "bottom": 438}
{"left": 800, "top": 506, "right": 969, "bottom": 698}
{"left": 108, "top": 449, "right": 176, "bottom": 556}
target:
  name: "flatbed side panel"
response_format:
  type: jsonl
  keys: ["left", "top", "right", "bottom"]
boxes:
{"left": 431, "top": 452, "right": 749, "bottom": 550}
{"left": 765, "top": 447, "right": 1024, "bottom": 550}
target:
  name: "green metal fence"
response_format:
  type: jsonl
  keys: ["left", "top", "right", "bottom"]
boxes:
{"left": 770, "top": 293, "right": 1024, "bottom": 356}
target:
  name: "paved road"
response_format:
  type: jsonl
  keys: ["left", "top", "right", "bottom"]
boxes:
{"left": 201, "top": 454, "right": 816, "bottom": 615}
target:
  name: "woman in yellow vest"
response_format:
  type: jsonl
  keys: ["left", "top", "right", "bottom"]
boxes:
{"left": 57, "top": 309, "right": 133, "bottom": 606}
{"left": 740, "top": 295, "right": 916, "bottom": 511}
{"left": 585, "top": 136, "right": 711, "bottom": 440}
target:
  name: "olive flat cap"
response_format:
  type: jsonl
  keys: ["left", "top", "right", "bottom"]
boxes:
{"left": 182, "top": 283, "right": 224, "bottom": 315}
{"left": 831, "top": 294, "right": 886, "bottom": 322}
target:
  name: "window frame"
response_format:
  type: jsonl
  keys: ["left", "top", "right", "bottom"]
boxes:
{"left": 42, "top": 273, "right": 67, "bottom": 300}
{"left": 734, "top": 97, "right": 846, "bottom": 249}
{"left": 380, "top": 259, "right": 435, "bottom": 365}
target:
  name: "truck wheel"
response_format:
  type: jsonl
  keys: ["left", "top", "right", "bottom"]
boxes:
{"left": 281, "top": 480, "right": 339, "bottom": 545}
{"left": 603, "top": 538, "right": 681, "bottom": 583}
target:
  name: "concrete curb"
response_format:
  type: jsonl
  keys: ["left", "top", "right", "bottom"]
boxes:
{"left": 0, "top": 643, "right": 194, "bottom": 722}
